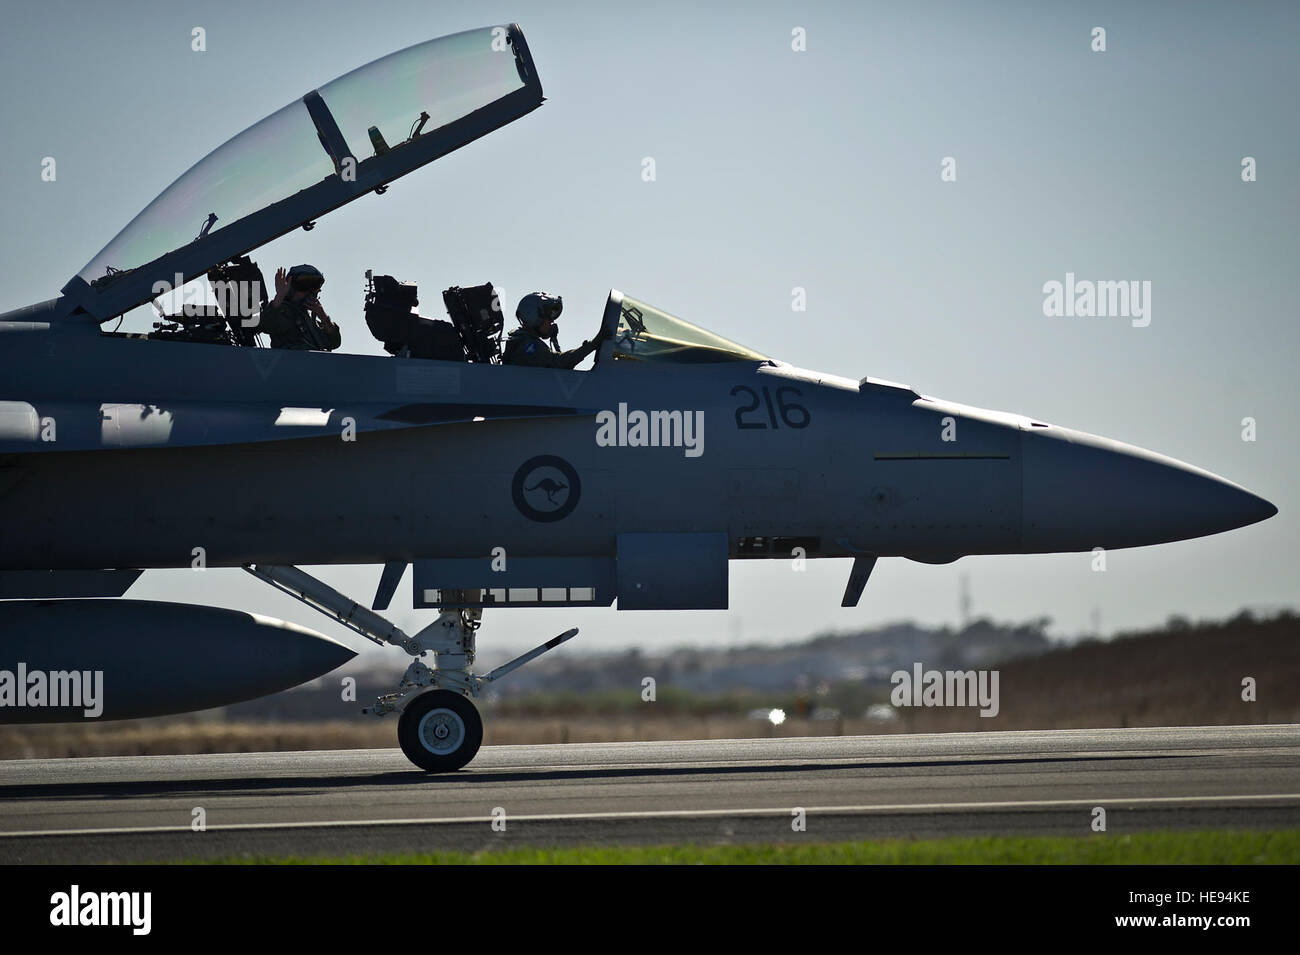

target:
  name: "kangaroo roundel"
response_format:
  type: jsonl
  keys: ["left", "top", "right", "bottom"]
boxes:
{"left": 512, "top": 455, "right": 581, "bottom": 522}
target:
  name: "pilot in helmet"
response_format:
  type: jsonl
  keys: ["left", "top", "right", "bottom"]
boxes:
{"left": 258, "top": 264, "right": 342, "bottom": 351}
{"left": 502, "top": 292, "right": 600, "bottom": 369}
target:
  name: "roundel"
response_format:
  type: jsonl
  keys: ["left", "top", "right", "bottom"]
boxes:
{"left": 512, "top": 455, "right": 581, "bottom": 523}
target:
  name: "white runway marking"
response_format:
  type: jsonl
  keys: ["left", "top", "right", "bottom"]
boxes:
{"left": 4, "top": 792, "right": 1298, "bottom": 839}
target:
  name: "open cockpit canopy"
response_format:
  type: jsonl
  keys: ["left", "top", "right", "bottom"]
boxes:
{"left": 63, "top": 25, "right": 542, "bottom": 322}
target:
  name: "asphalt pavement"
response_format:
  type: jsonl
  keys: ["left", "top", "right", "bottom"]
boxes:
{"left": 1, "top": 724, "right": 1297, "bottom": 862}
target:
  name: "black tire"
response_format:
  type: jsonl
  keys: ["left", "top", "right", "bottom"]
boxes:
{"left": 397, "top": 690, "right": 483, "bottom": 772}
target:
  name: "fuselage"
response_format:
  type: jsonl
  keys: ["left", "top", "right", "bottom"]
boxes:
{"left": 0, "top": 321, "right": 1275, "bottom": 572}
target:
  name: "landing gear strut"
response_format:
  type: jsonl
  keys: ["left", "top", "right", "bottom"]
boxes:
{"left": 242, "top": 564, "right": 577, "bottom": 772}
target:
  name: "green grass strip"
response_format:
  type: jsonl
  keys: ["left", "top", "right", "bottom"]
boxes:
{"left": 191, "top": 829, "right": 1300, "bottom": 865}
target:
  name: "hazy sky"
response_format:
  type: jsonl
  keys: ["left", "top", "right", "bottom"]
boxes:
{"left": 1, "top": 0, "right": 1295, "bottom": 661}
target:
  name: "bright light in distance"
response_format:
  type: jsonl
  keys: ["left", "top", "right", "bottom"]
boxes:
{"left": 768, "top": 708, "right": 786, "bottom": 726}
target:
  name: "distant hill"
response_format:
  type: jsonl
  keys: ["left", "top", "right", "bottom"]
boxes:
{"left": 490, "top": 617, "right": 1054, "bottom": 695}
{"left": 207, "top": 616, "right": 1058, "bottom": 721}
{"left": 894, "top": 609, "right": 1299, "bottom": 732}
{"left": 213, "top": 610, "right": 1297, "bottom": 730}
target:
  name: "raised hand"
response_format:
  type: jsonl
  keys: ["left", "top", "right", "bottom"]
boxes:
{"left": 272, "top": 267, "right": 289, "bottom": 303}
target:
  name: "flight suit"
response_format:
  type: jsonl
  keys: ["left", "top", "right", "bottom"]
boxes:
{"left": 258, "top": 297, "right": 342, "bottom": 351}
{"left": 502, "top": 326, "right": 596, "bottom": 369}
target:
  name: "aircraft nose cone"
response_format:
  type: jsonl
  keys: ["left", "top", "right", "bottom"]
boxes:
{"left": 1021, "top": 426, "right": 1276, "bottom": 552}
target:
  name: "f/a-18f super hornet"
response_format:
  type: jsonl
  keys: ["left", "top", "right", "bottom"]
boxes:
{"left": 0, "top": 24, "right": 1277, "bottom": 770}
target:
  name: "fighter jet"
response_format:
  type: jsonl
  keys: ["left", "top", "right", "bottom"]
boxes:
{"left": 0, "top": 24, "right": 1276, "bottom": 771}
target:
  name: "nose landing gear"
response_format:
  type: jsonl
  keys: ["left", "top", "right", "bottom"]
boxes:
{"left": 242, "top": 565, "right": 577, "bottom": 772}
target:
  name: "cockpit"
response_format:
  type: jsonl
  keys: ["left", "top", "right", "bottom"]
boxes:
{"left": 330, "top": 264, "right": 771, "bottom": 367}
{"left": 59, "top": 22, "right": 770, "bottom": 371}
{"left": 341, "top": 270, "right": 772, "bottom": 369}
{"left": 135, "top": 254, "right": 769, "bottom": 371}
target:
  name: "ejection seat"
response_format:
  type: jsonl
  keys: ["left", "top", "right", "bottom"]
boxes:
{"left": 364, "top": 272, "right": 503, "bottom": 363}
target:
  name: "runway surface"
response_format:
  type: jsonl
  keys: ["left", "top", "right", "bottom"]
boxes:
{"left": 2, "top": 725, "right": 1298, "bottom": 862}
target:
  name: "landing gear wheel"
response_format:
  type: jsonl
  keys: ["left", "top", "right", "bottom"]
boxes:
{"left": 398, "top": 690, "right": 483, "bottom": 772}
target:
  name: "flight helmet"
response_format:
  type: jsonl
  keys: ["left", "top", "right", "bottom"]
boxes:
{"left": 288, "top": 264, "right": 325, "bottom": 295}
{"left": 517, "top": 292, "right": 563, "bottom": 330}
